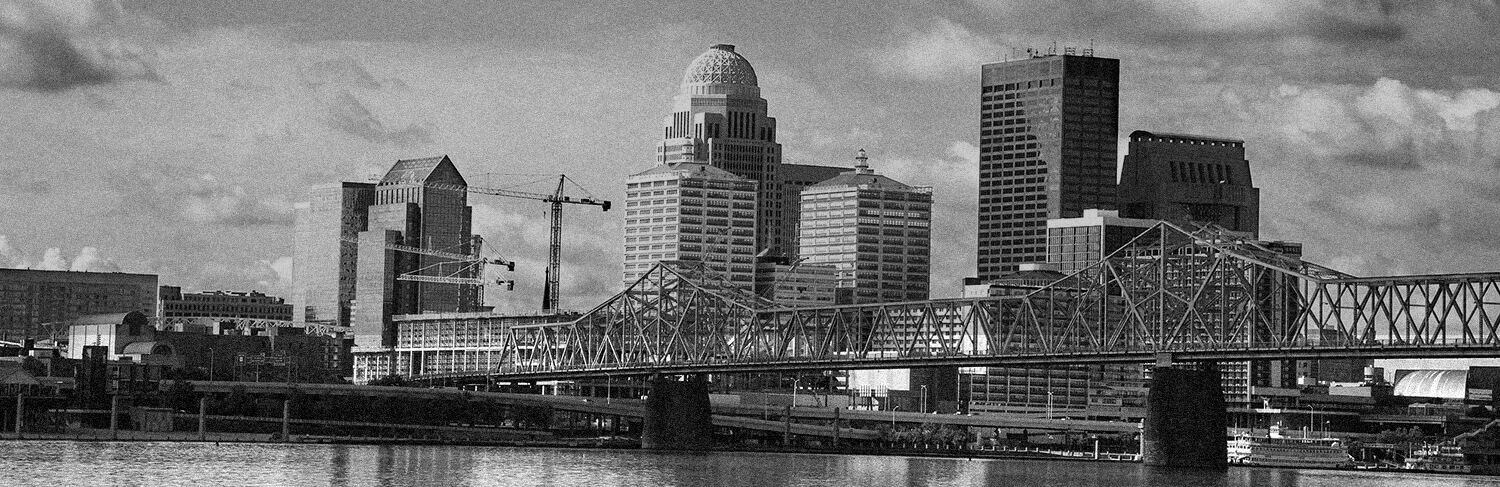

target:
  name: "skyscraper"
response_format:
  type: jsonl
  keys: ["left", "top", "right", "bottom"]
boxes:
{"left": 293, "top": 182, "right": 373, "bottom": 326}
{"left": 622, "top": 163, "right": 758, "bottom": 287}
{"left": 1118, "top": 130, "right": 1260, "bottom": 238}
{"left": 977, "top": 50, "right": 1119, "bottom": 281}
{"left": 657, "top": 44, "right": 843, "bottom": 262}
{"left": 799, "top": 150, "right": 932, "bottom": 304}
{"left": 294, "top": 156, "right": 481, "bottom": 350}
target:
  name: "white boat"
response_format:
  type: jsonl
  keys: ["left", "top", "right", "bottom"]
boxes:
{"left": 1403, "top": 444, "right": 1471, "bottom": 473}
{"left": 1228, "top": 425, "right": 1355, "bottom": 468}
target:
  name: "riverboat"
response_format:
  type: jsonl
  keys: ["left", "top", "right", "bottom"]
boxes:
{"left": 1403, "top": 444, "right": 1471, "bottom": 473}
{"left": 1227, "top": 426, "right": 1355, "bottom": 468}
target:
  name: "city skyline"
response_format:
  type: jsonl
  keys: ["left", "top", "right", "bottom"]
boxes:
{"left": 3, "top": 0, "right": 1499, "bottom": 369}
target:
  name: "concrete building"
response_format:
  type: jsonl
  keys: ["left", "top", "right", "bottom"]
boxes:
{"left": 0, "top": 268, "right": 158, "bottom": 341}
{"left": 754, "top": 258, "right": 836, "bottom": 308}
{"left": 1045, "top": 209, "right": 1159, "bottom": 274}
{"left": 656, "top": 43, "right": 844, "bottom": 261}
{"left": 622, "top": 162, "right": 758, "bottom": 287}
{"left": 157, "top": 286, "right": 292, "bottom": 321}
{"left": 1119, "top": 130, "right": 1260, "bottom": 238}
{"left": 977, "top": 50, "right": 1120, "bottom": 280}
{"left": 294, "top": 156, "right": 483, "bottom": 352}
{"left": 798, "top": 150, "right": 932, "bottom": 304}
{"left": 293, "top": 182, "right": 374, "bottom": 326}
{"left": 65, "top": 310, "right": 351, "bottom": 383}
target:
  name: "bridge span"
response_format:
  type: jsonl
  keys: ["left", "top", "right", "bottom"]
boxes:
{"left": 384, "top": 223, "right": 1500, "bottom": 383}
{"left": 351, "top": 222, "right": 1500, "bottom": 466}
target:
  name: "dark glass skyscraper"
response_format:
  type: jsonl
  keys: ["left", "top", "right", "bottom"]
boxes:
{"left": 977, "top": 52, "right": 1119, "bottom": 280}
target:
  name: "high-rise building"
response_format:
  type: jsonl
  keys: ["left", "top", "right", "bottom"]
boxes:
{"left": 1045, "top": 209, "right": 1158, "bottom": 273}
{"left": 292, "top": 182, "right": 373, "bottom": 326}
{"left": 1119, "top": 130, "right": 1260, "bottom": 238}
{"left": 754, "top": 258, "right": 836, "bottom": 307}
{"left": 0, "top": 269, "right": 158, "bottom": 340}
{"left": 622, "top": 162, "right": 758, "bottom": 287}
{"left": 294, "top": 156, "right": 481, "bottom": 351}
{"left": 798, "top": 150, "right": 932, "bottom": 304}
{"left": 657, "top": 44, "right": 844, "bottom": 261}
{"left": 977, "top": 51, "right": 1119, "bottom": 280}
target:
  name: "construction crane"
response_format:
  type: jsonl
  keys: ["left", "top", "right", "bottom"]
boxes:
{"left": 419, "top": 175, "right": 610, "bottom": 313}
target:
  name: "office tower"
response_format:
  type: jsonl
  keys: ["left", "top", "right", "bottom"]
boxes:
{"left": 754, "top": 258, "right": 836, "bottom": 307}
{"left": 657, "top": 44, "right": 843, "bottom": 261}
{"left": 293, "top": 182, "right": 373, "bottom": 326}
{"left": 798, "top": 150, "right": 932, "bottom": 304}
{"left": 294, "top": 155, "right": 480, "bottom": 350}
{"left": 1119, "top": 130, "right": 1260, "bottom": 238}
{"left": 977, "top": 50, "right": 1119, "bottom": 280}
{"left": 622, "top": 163, "right": 758, "bottom": 287}
{"left": 1045, "top": 209, "right": 1158, "bottom": 273}
{"left": 0, "top": 269, "right": 158, "bottom": 340}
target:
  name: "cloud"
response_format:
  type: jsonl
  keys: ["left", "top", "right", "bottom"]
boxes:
{"left": 180, "top": 174, "right": 296, "bottom": 226}
{"left": 868, "top": 141, "right": 981, "bottom": 295}
{"left": 299, "top": 57, "right": 384, "bottom": 90}
{"left": 872, "top": 19, "right": 1001, "bottom": 79}
{"left": 0, "top": 0, "right": 158, "bottom": 92}
{"left": 326, "top": 90, "right": 433, "bottom": 146}
{"left": 0, "top": 235, "right": 28, "bottom": 268}
{"left": 35, "top": 247, "right": 66, "bottom": 270}
{"left": 69, "top": 246, "right": 119, "bottom": 271}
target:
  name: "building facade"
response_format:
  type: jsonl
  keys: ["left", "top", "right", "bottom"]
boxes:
{"left": 754, "top": 259, "right": 836, "bottom": 308}
{"left": 1045, "top": 209, "right": 1158, "bottom": 274}
{"left": 798, "top": 150, "right": 932, "bottom": 304}
{"left": 622, "top": 163, "right": 758, "bottom": 287}
{"left": 293, "top": 182, "right": 374, "bottom": 326}
{"left": 978, "top": 51, "right": 1119, "bottom": 280}
{"left": 0, "top": 268, "right": 157, "bottom": 341}
{"left": 158, "top": 286, "right": 292, "bottom": 321}
{"left": 294, "top": 156, "right": 482, "bottom": 351}
{"left": 656, "top": 44, "right": 844, "bottom": 261}
{"left": 1119, "top": 130, "right": 1260, "bottom": 237}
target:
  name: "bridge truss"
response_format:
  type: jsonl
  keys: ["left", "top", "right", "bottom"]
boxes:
{"left": 411, "top": 222, "right": 1500, "bottom": 381}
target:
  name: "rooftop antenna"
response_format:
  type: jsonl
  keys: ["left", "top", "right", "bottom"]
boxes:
{"left": 1084, "top": 39, "right": 1095, "bottom": 57}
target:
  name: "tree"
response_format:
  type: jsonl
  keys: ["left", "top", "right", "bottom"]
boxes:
{"left": 368, "top": 375, "right": 408, "bottom": 387}
{"left": 164, "top": 380, "right": 198, "bottom": 413}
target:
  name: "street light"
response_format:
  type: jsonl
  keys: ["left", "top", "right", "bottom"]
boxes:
{"left": 891, "top": 405, "right": 900, "bottom": 428}
{"left": 1047, "top": 391, "right": 1054, "bottom": 420}
{"left": 920, "top": 385, "right": 928, "bottom": 414}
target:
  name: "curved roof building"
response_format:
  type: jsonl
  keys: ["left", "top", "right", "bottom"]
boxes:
{"left": 1393, "top": 369, "right": 1468, "bottom": 400}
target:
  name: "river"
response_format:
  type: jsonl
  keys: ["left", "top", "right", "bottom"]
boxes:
{"left": 1, "top": 441, "right": 1496, "bottom": 486}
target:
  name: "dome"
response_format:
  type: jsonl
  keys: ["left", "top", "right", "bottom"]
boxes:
{"left": 680, "top": 44, "right": 758, "bottom": 88}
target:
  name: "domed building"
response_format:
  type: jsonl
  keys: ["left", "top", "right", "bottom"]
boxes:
{"left": 629, "top": 44, "right": 848, "bottom": 289}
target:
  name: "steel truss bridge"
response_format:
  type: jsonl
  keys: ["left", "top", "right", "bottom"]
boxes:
{"left": 408, "top": 222, "right": 1500, "bottom": 382}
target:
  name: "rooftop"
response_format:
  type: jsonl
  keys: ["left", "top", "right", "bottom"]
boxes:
{"left": 681, "top": 44, "right": 758, "bottom": 88}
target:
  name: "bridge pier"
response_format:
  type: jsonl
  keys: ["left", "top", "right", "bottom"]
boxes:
{"left": 641, "top": 375, "right": 713, "bottom": 450}
{"left": 1142, "top": 365, "right": 1227, "bottom": 469}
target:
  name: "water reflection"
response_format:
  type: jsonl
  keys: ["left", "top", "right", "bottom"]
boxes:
{"left": 1, "top": 442, "right": 1496, "bottom": 487}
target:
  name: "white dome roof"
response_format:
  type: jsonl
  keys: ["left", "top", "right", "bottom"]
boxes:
{"left": 680, "top": 44, "right": 758, "bottom": 88}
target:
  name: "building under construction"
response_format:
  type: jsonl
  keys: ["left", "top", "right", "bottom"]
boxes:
{"left": 293, "top": 155, "right": 604, "bottom": 382}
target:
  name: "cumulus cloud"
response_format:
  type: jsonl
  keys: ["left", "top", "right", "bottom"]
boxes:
{"left": 69, "top": 246, "right": 119, "bottom": 271}
{"left": 180, "top": 173, "right": 296, "bottom": 227}
{"left": 326, "top": 90, "right": 433, "bottom": 146}
{"left": 299, "top": 57, "right": 383, "bottom": 90}
{"left": 0, "top": 237, "right": 123, "bottom": 271}
{"left": 873, "top": 19, "right": 1002, "bottom": 79}
{"left": 867, "top": 141, "right": 981, "bottom": 294}
{"left": 0, "top": 0, "right": 158, "bottom": 92}
{"left": 35, "top": 247, "right": 66, "bottom": 270}
{"left": 0, "top": 235, "right": 28, "bottom": 268}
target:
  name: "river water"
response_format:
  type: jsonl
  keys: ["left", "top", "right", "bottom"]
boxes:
{"left": 1, "top": 441, "right": 1496, "bottom": 487}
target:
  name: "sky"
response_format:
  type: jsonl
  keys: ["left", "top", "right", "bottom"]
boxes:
{"left": 2, "top": 0, "right": 1498, "bottom": 371}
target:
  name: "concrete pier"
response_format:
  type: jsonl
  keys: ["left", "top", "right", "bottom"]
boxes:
{"left": 641, "top": 375, "right": 713, "bottom": 450}
{"left": 1142, "top": 366, "right": 1227, "bottom": 468}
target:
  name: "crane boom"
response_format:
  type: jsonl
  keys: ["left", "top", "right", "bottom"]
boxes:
{"left": 416, "top": 175, "right": 608, "bottom": 314}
